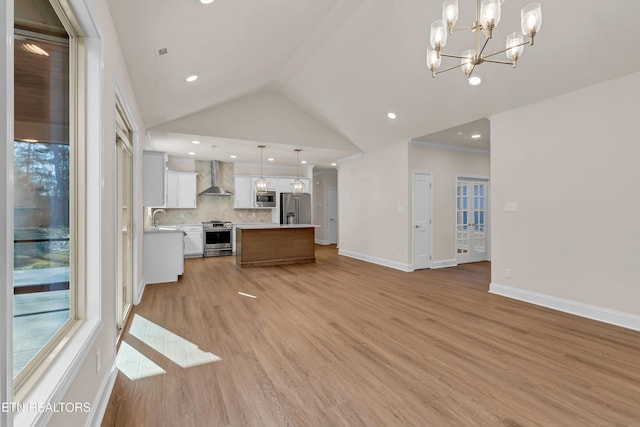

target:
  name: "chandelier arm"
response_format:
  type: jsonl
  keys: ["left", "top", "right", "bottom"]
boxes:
{"left": 434, "top": 62, "right": 468, "bottom": 75}
{"left": 477, "top": 37, "right": 491, "bottom": 59}
{"left": 452, "top": 25, "right": 473, "bottom": 32}
{"left": 482, "top": 41, "right": 530, "bottom": 59}
{"left": 482, "top": 59, "right": 516, "bottom": 65}
{"left": 440, "top": 52, "right": 466, "bottom": 60}
{"left": 469, "top": 63, "right": 477, "bottom": 77}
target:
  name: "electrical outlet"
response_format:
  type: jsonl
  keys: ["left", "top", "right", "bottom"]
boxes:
{"left": 504, "top": 268, "right": 511, "bottom": 279}
{"left": 96, "top": 350, "right": 101, "bottom": 373}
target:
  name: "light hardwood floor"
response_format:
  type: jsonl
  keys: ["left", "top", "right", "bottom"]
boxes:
{"left": 102, "top": 245, "right": 640, "bottom": 426}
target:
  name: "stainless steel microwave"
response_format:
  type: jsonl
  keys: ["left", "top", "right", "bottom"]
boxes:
{"left": 255, "top": 191, "right": 276, "bottom": 207}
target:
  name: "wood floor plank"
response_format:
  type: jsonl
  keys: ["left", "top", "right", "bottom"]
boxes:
{"left": 102, "top": 246, "right": 640, "bottom": 426}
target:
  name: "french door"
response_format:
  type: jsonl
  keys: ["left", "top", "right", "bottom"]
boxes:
{"left": 456, "top": 178, "right": 489, "bottom": 264}
{"left": 116, "top": 102, "right": 134, "bottom": 330}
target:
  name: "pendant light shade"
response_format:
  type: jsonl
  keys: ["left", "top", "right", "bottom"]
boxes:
{"left": 255, "top": 145, "right": 269, "bottom": 194}
{"left": 292, "top": 149, "right": 304, "bottom": 195}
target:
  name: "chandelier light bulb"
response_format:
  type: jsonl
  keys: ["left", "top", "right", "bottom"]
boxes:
{"left": 460, "top": 49, "right": 475, "bottom": 77}
{"left": 521, "top": 3, "right": 542, "bottom": 41}
{"left": 481, "top": 0, "right": 501, "bottom": 36}
{"left": 506, "top": 32, "right": 525, "bottom": 63}
{"left": 430, "top": 20, "right": 448, "bottom": 50}
{"left": 427, "top": 48, "right": 441, "bottom": 74}
{"left": 442, "top": 0, "right": 459, "bottom": 33}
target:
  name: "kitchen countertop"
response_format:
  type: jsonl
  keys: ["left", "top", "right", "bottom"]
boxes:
{"left": 234, "top": 224, "right": 320, "bottom": 229}
{"left": 144, "top": 227, "right": 185, "bottom": 233}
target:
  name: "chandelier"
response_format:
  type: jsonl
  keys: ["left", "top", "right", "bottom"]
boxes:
{"left": 255, "top": 145, "right": 269, "bottom": 194}
{"left": 292, "top": 149, "right": 304, "bottom": 195}
{"left": 427, "top": 0, "right": 542, "bottom": 83}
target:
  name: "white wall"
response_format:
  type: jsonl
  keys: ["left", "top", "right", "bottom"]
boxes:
{"left": 338, "top": 141, "right": 411, "bottom": 270}
{"left": 490, "top": 72, "right": 640, "bottom": 327}
{"left": 408, "top": 143, "right": 490, "bottom": 264}
{"left": 154, "top": 89, "right": 358, "bottom": 153}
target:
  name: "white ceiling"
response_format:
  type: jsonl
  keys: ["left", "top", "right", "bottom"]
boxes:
{"left": 108, "top": 0, "right": 640, "bottom": 167}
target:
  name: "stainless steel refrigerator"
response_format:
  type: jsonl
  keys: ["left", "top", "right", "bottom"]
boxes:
{"left": 280, "top": 192, "right": 311, "bottom": 224}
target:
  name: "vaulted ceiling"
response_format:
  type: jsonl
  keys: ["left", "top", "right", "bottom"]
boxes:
{"left": 107, "top": 0, "right": 640, "bottom": 167}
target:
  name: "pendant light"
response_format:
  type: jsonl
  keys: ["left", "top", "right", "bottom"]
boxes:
{"left": 292, "top": 149, "right": 304, "bottom": 195}
{"left": 255, "top": 145, "right": 269, "bottom": 194}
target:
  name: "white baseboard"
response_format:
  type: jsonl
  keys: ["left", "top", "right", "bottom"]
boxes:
{"left": 315, "top": 239, "right": 330, "bottom": 245}
{"left": 86, "top": 359, "right": 118, "bottom": 427}
{"left": 134, "top": 279, "right": 145, "bottom": 305}
{"left": 489, "top": 283, "right": 640, "bottom": 332}
{"left": 338, "top": 249, "right": 413, "bottom": 272}
{"left": 431, "top": 259, "right": 458, "bottom": 269}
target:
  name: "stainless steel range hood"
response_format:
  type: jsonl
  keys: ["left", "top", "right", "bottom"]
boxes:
{"left": 199, "top": 160, "right": 233, "bottom": 196}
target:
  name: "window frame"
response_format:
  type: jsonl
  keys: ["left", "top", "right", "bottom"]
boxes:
{"left": 1, "top": 0, "right": 15, "bottom": 425}
{"left": 4, "top": 0, "right": 103, "bottom": 424}
{"left": 12, "top": 27, "right": 79, "bottom": 393}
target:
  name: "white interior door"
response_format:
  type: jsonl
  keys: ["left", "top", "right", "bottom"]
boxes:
{"left": 328, "top": 188, "right": 338, "bottom": 244}
{"left": 412, "top": 173, "right": 432, "bottom": 269}
{"left": 456, "top": 178, "right": 489, "bottom": 264}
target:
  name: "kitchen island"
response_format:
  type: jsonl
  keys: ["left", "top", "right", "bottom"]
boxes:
{"left": 235, "top": 224, "right": 318, "bottom": 268}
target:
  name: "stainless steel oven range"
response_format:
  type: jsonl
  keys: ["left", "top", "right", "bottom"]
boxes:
{"left": 203, "top": 220, "right": 233, "bottom": 257}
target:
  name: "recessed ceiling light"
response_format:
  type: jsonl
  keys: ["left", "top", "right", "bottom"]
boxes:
{"left": 191, "top": 140, "right": 200, "bottom": 144}
{"left": 230, "top": 155, "right": 237, "bottom": 159}
{"left": 188, "top": 152, "right": 196, "bottom": 156}
{"left": 471, "top": 133, "right": 482, "bottom": 139}
{"left": 468, "top": 76, "right": 482, "bottom": 86}
{"left": 186, "top": 74, "right": 198, "bottom": 82}
{"left": 199, "top": 0, "right": 215, "bottom": 4}
{"left": 267, "top": 158, "right": 274, "bottom": 162}
{"left": 331, "top": 163, "right": 337, "bottom": 167}
{"left": 387, "top": 112, "right": 397, "bottom": 119}
{"left": 301, "top": 160, "right": 307, "bottom": 164}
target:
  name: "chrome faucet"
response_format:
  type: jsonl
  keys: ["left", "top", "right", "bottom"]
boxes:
{"left": 152, "top": 209, "right": 166, "bottom": 227}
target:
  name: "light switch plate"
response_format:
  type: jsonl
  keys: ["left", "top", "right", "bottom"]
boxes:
{"left": 504, "top": 202, "right": 518, "bottom": 212}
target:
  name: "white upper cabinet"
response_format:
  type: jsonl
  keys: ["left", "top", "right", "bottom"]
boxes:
{"left": 166, "top": 171, "right": 197, "bottom": 209}
{"left": 234, "top": 176, "right": 253, "bottom": 208}
{"left": 143, "top": 151, "right": 168, "bottom": 207}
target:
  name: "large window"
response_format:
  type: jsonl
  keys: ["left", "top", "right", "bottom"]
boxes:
{"left": 13, "top": 0, "right": 77, "bottom": 390}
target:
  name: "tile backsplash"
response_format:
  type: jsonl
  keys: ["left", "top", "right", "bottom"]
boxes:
{"left": 153, "top": 160, "right": 273, "bottom": 225}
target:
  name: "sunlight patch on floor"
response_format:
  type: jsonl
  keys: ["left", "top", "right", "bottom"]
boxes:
{"left": 116, "top": 341, "right": 166, "bottom": 381}
{"left": 128, "top": 314, "right": 221, "bottom": 368}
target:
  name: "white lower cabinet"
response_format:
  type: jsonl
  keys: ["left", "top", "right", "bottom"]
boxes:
{"left": 144, "top": 230, "right": 184, "bottom": 284}
{"left": 181, "top": 225, "right": 203, "bottom": 257}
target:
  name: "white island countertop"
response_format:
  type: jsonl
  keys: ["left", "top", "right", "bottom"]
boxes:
{"left": 144, "top": 227, "right": 184, "bottom": 233}
{"left": 235, "top": 224, "right": 320, "bottom": 229}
